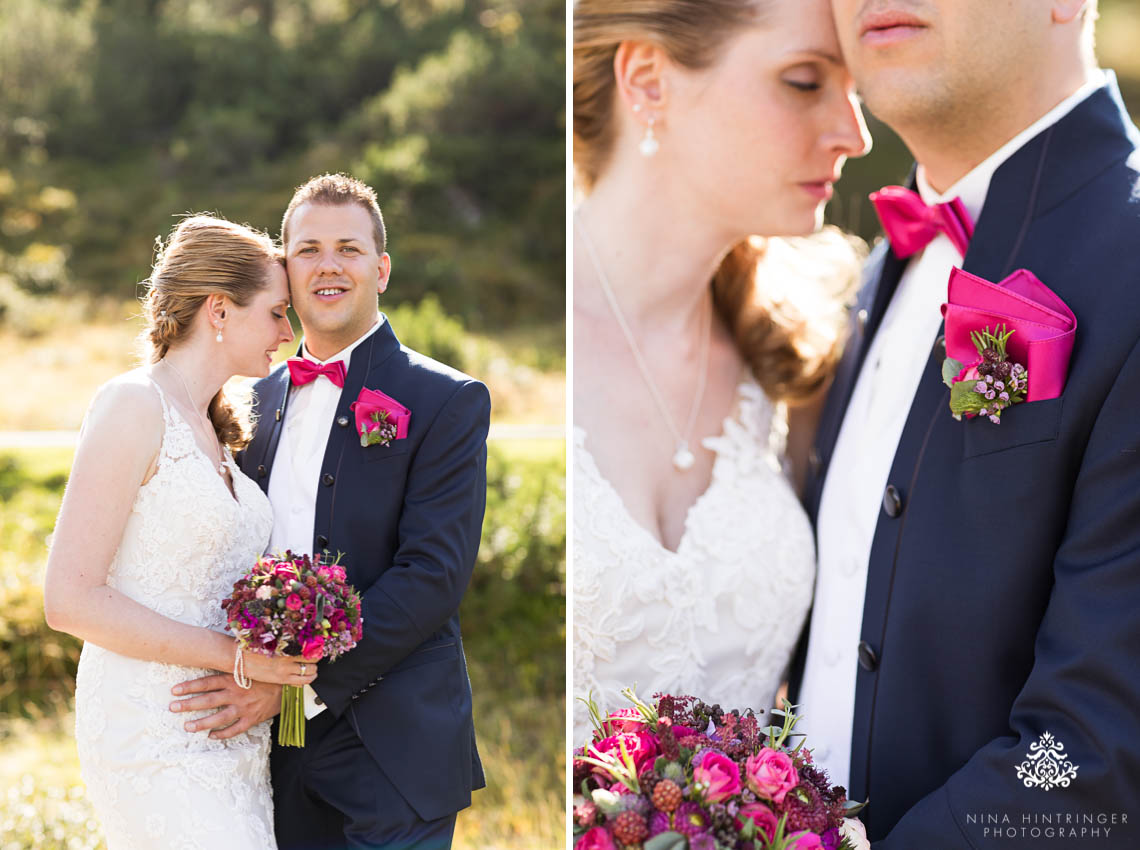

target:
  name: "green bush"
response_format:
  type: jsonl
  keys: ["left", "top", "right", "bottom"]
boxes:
{"left": 462, "top": 444, "right": 565, "bottom": 698}
{"left": 383, "top": 293, "right": 469, "bottom": 372}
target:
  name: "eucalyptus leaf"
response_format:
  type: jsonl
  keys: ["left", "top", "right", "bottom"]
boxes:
{"left": 844, "top": 798, "right": 869, "bottom": 816}
{"left": 644, "top": 832, "right": 689, "bottom": 850}
{"left": 949, "top": 380, "right": 985, "bottom": 416}
{"left": 942, "top": 357, "right": 964, "bottom": 388}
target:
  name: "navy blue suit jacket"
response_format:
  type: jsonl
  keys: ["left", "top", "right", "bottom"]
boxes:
{"left": 794, "top": 79, "right": 1140, "bottom": 847}
{"left": 240, "top": 317, "right": 489, "bottom": 823}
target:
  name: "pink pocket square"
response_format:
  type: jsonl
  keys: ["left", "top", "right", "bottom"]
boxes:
{"left": 942, "top": 268, "right": 1077, "bottom": 403}
{"left": 349, "top": 387, "right": 410, "bottom": 447}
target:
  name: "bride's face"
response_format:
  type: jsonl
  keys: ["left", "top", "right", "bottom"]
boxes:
{"left": 223, "top": 263, "right": 294, "bottom": 378}
{"left": 659, "top": 0, "right": 871, "bottom": 237}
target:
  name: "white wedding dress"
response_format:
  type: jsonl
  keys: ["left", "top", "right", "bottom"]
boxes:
{"left": 573, "top": 377, "right": 816, "bottom": 745}
{"left": 74, "top": 380, "right": 277, "bottom": 849}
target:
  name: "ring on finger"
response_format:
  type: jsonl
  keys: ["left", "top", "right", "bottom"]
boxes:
{"left": 300, "top": 663, "right": 307, "bottom": 676}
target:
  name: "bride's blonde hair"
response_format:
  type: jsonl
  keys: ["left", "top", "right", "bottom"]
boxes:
{"left": 574, "top": 0, "right": 862, "bottom": 403}
{"left": 139, "top": 215, "right": 283, "bottom": 451}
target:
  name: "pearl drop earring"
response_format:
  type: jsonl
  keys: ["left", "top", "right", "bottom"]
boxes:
{"left": 216, "top": 327, "right": 223, "bottom": 343}
{"left": 639, "top": 115, "right": 659, "bottom": 157}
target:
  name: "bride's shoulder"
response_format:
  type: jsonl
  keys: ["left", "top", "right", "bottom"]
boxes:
{"left": 82, "top": 369, "right": 163, "bottom": 445}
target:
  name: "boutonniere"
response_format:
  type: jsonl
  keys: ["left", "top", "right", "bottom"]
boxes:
{"left": 940, "top": 268, "right": 1076, "bottom": 425}
{"left": 349, "top": 387, "right": 410, "bottom": 448}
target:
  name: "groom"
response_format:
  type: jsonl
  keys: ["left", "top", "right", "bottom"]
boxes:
{"left": 795, "top": 1, "right": 1140, "bottom": 846}
{"left": 172, "top": 173, "right": 489, "bottom": 849}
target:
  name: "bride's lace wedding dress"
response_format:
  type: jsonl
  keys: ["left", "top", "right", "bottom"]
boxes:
{"left": 573, "top": 378, "right": 816, "bottom": 745}
{"left": 73, "top": 380, "right": 277, "bottom": 849}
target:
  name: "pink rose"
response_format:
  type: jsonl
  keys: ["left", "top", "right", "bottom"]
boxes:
{"left": 301, "top": 636, "right": 325, "bottom": 661}
{"left": 329, "top": 565, "right": 347, "bottom": 582}
{"left": 255, "top": 585, "right": 273, "bottom": 600}
{"left": 954, "top": 359, "right": 982, "bottom": 384}
{"left": 285, "top": 594, "right": 303, "bottom": 611}
{"left": 605, "top": 708, "right": 648, "bottom": 733}
{"left": 736, "top": 802, "right": 779, "bottom": 841}
{"left": 745, "top": 748, "right": 799, "bottom": 805}
{"left": 317, "top": 566, "right": 332, "bottom": 580}
{"left": 693, "top": 750, "right": 742, "bottom": 803}
{"left": 590, "top": 731, "right": 659, "bottom": 775}
{"left": 787, "top": 832, "right": 824, "bottom": 850}
{"left": 574, "top": 826, "right": 616, "bottom": 850}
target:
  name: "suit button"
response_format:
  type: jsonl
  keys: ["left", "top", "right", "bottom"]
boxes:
{"left": 257, "top": 464, "right": 267, "bottom": 479}
{"left": 858, "top": 641, "right": 879, "bottom": 672}
{"left": 337, "top": 416, "right": 349, "bottom": 427}
{"left": 883, "top": 484, "right": 903, "bottom": 518}
{"left": 322, "top": 473, "right": 335, "bottom": 486}
{"left": 316, "top": 534, "right": 329, "bottom": 549}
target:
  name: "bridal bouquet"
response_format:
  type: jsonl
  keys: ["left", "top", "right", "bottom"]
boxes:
{"left": 573, "top": 690, "right": 867, "bottom": 850}
{"left": 221, "top": 551, "right": 363, "bottom": 747}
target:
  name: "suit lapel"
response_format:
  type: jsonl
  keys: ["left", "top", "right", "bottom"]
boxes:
{"left": 247, "top": 364, "right": 293, "bottom": 494}
{"left": 311, "top": 317, "right": 403, "bottom": 556}
{"left": 806, "top": 240, "right": 909, "bottom": 523}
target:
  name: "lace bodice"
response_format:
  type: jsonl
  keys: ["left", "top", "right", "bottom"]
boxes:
{"left": 104, "top": 383, "right": 274, "bottom": 625}
{"left": 572, "top": 378, "right": 816, "bottom": 745}
{"left": 73, "top": 378, "right": 277, "bottom": 849}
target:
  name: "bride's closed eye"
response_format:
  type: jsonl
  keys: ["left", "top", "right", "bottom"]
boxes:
{"left": 782, "top": 68, "right": 823, "bottom": 93}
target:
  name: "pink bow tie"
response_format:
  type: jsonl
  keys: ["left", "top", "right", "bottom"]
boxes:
{"left": 287, "top": 357, "right": 346, "bottom": 388}
{"left": 870, "top": 185, "right": 975, "bottom": 259}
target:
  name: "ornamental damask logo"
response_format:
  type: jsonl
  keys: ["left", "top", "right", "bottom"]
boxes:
{"left": 1016, "top": 732, "right": 1079, "bottom": 790}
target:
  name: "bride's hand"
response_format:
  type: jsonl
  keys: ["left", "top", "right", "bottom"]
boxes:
{"left": 241, "top": 649, "right": 318, "bottom": 686}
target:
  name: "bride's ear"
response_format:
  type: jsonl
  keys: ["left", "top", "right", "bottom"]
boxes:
{"left": 205, "top": 292, "right": 228, "bottom": 331}
{"left": 613, "top": 40, "right": 669, "bottom": 124}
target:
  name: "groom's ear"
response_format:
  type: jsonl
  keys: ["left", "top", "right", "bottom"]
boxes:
{"left": 613, "top": 40, "right": 668, "bottom": 119}
{"left": 376, "top": 252, "right": 391, "bottom": 295}
{"left": 1051, "top": 0, "right": 1088, "bottom": 25}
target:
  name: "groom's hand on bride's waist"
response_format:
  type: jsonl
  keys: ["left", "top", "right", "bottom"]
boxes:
{"left": 168, "top": 674, "right": 282, "bottom": 740}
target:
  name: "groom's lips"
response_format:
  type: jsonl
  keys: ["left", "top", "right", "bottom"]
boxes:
{"left": 859, "top": 10, "right": 927, "bottom": 46}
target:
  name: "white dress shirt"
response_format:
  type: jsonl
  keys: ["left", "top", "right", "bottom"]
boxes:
{"left": 267, "top": 315, "right": 382, "bottom": 717}
{"left": 799, "top": 72, "right": 1107, "bottom": 787}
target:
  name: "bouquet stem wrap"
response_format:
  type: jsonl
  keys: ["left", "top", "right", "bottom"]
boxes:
{"left": 280, "top": 685, "right": 306, "bottom": 747}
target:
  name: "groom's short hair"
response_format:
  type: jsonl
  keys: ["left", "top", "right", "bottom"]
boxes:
{"left": 281, "top": 173, "right": 387, "bottom": 254}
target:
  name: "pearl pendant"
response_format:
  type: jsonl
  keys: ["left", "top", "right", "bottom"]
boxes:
{"left": 639, "top": 129, "right": 659, "bottom": 157}
{"left": 672, "top": 444, "right": 695, "bottom": 471}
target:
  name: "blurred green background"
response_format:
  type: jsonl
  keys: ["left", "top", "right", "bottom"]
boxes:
{"left": 826, "top": 0, "right": 1140, "bottom": 241}
{"left": 0, "top": 1, "right": 564, "bottom": 848}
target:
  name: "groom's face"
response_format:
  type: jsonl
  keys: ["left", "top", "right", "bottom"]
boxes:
{"left": 285, "top": 202, "right": 391, "bottom": 360}
{"left": 831, "top": 0, "right": 1042, "bottom": 131}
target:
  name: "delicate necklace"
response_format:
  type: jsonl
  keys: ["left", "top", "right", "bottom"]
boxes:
{"left": 576, "top": 212, "right": 711, "bottom": 472}
{"left": 162, "top": 358, "right": 227, "bottom": 477}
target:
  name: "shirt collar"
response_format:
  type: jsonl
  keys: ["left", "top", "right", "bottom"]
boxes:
{"left": 299, "top": 314, "right": 383, "bottom": 372}
{"left": 916, "top": 69, "right": 1108, "bottom": 221}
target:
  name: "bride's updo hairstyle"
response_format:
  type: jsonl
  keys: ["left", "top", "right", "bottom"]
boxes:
{"left": 140, "top": 215, "right": 282, "bottom": 451}
{"left": 574, "top": 0, "right": 861, "bottom": 403}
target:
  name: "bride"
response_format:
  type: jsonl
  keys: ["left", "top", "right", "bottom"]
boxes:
{"left": 43, "top": 215, "right": 309, "bottom": 848}
{"left": 572, "top": 0, "right": 870, "bottom": 743}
